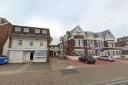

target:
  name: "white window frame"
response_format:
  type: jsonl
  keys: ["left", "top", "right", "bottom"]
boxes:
{"left": 24, "top": 28, "right": 29, "bottom": 32}
{"left": 42, "top": 30, "right": 47, "bottom": 34}
{"left": 35, "top": 29, "right": 40, "bottom": 33}
{"left": 75, "top": 39, "right": 79, "bottom": 46}
{"left": 40, "top": 41, "right": 43, "bottom": 46}
{"left": 15, "top": 27, "right": 21, "bottom": 32}
{"left": 17, "top": 40, "right": 22, "bottom": 46}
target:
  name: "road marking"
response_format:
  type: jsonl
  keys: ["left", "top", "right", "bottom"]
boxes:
{"left": 106, "top": 80, "right": 128, "bottom": 85}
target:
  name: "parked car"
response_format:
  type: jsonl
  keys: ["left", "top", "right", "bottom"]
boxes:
{"left": 0, "top": 55, "right": 8, "bottom": 65}
{"left": 98, "top": 56, "right": 114, "bottom": 61}
{"left": 79, "top": 56, "right": 96, "bottom": 64}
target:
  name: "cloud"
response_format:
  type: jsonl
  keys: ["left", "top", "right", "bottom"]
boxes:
{"left": 77, "top": 0, "right": 128, "bottom": 37}
{"left": 1, "top": 0, "right": 128, "bottom": 44}
{"left": 24, "top": 16, "right": 66, "bottom": 44}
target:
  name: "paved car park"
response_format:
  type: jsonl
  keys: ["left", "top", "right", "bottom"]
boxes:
{"left": 0, "top": 57, "right": 128, "bottom": 85}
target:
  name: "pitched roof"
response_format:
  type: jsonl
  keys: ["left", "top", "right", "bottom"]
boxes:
{"left": 0, "top": 18, "right": 10, "bottom": 27}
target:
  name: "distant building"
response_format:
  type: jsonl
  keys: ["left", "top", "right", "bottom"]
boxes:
{"left": 116, "top": 36, "right": 128, "bottom": 55}
{"left": 58, "top": 25, "right": 121, "bottom": 58}
{"left": 49, "top": 45, "right": 59, "bottom": 57}
{"left": 0, "top": 18, "right": 52, "bottom": 63}
{"left": 116, "top": 36, "right": 128, "bottom": 47}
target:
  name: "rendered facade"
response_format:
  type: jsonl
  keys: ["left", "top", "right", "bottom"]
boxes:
{"left": 0, "top": 18, "right": 52, "bottom": 63}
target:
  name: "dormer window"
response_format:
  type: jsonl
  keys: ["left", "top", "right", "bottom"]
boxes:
{"left": 15, "top": 27, "right": 21, "bottom": 32}
{"left": 42, "top": 30, "right": 47, "bottom": 34}
{"left": 24, "top": 28, "right": 29, "bottom": 32}
{"left": 35, "top": 29, "right": 40, "bottom": 33}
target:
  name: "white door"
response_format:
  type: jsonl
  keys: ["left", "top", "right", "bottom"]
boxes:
{"left": 23, "top": 51, "right": 31, "bottom": 62}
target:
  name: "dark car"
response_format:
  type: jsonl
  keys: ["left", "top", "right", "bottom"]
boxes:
{"left": 79, "top": 56, "right": 96, "bottom": 64}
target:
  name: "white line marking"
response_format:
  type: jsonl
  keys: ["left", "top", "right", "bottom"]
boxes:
{"left": 106, "top": 80, "right": 128, "bottom": 85}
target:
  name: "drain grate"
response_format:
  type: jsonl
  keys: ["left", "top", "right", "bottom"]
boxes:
{"left": 60, "top": 69, "right": 79, "bottom": 75}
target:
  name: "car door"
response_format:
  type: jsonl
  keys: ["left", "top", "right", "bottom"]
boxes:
{"left": 101, "top": 56, "right": 105, "bottom": 60}
{"left": 103, "top": 56, "right": 107, "bottom": 60}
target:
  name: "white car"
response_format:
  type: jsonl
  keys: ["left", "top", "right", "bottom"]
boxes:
{"left": 98, "top": 56, "right": 114, "bottom": 61}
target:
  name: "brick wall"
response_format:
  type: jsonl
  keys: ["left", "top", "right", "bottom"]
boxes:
{"left": 0, "top": 23, "right": 12, "bottom": 55}
{"left": 65, "top": 39, "right": 75, "bottom": 56}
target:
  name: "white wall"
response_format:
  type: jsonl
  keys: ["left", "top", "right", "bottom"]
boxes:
{"left": 23, "top": 51, "right": 31, "bottom": 62}
{"left": 11, "top": 38, "right": 47, "bottom": 49}
{"left": 3, "top": 38, "right": 9, "bottom": 56}
{"left": 9, "top": 50, "right": 23, "bottom": 63}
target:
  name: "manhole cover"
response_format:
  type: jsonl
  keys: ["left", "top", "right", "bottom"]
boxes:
{"left": 60, "top": 69, "right": 79, "bottom": 75}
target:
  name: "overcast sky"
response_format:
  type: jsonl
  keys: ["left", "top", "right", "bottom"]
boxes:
{"left": 1, "top": 0, "right": 128, "bottom": 44}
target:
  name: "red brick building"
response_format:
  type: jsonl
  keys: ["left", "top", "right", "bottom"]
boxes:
{"left": 116, "top": 36, "right": 128, "bottom": 47}
{"left": 116, "top": 36, "right": 128, "bottom": 55}
{"left": 58, "top": 25, "right": 122, "bottom": 58}
{"left": 0, "top": 18, "right": 12, "bottom": 55}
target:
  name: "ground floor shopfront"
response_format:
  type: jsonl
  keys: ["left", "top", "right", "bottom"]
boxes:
{"left": 7, "top": 49, "right": 48, "bottom": 63}
{"left": 62, "top": 47, "right": 122, "bottom": 58}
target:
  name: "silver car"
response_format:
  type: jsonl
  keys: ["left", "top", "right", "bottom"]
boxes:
{"left": 98, "top": 56, "right": 114, "bottom": 61}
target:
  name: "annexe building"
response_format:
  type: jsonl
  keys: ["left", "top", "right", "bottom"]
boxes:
{"left": 49, "top": 45, "right": 59, "bottom": 57}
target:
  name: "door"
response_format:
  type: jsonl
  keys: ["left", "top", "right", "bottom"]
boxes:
{"left": 30, "top": 52, "right": 34, "bottom": 60}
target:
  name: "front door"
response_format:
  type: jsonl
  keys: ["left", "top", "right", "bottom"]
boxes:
{"left": 30, "top": 52, "right": 34, "bottom": 60}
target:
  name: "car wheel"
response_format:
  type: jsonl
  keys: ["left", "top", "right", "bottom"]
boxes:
{"left": 107, "top": 59, "right": 110, "bottom": 61}
{"left": 93, "top": 62, "right": 96, "bottom": 64}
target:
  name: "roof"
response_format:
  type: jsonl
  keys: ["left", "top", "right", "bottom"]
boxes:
{"left": 12, "top": 25, "right": 51, "bottom": 39}
{"left": 0, "top": 17, "right": 9, "bottom": 24}
{"left": 0, "top": 18, "right": 10, "bottom": 27}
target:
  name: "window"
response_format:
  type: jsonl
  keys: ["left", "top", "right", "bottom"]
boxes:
{"left": 35, "top": 50, "right": 47, "bottom": 57}
{"left": 84, "top": 40, "right": 87, "bottom": 46}
{"left": 17, "top": 40, "right": 22, "bottom": 46}
{"left": 15, "top": 27, "right": 21, "bottom": 32}
{"left": 35, "top": 29, "right": 40, "bottom": 33}
{"left": 75, "top": 39, "right": 83, "bottom": 46}
{"left": 75, "top": 40, "right": 79, "bottom": 46}
{"left": 76, "top": 32, "right": 80, "bottom": 35}
{"left": 29, "top": 40, "right": 33, "bottom": 46}
{"left": 24, "top": 28, "right": 29, "bottom": 32}
{"left": 78, "top": 40, "right": 80, "bottom": 46}
{"left": 42, "top": 30, "right": 47, "bottom": 34}
{"left": 40, "top": 41, "right": 43, "bottom": 46}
